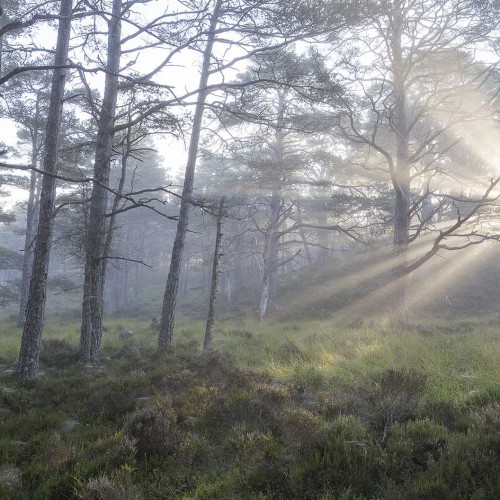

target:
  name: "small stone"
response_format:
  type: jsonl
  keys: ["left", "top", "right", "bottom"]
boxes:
{"left": 35, "top": 371, "right": 45, "bottom": 378}
{"left": 184, "top": 416, "right": 197, "bottom": 427}
{"left": 60, "top": 419, "right": 79, "bottom": 434}
{"left": 119, "top": 330, "right": 135, "bottom": 340}
{"left": 3, "top": 369, "right": 14, "bottom": 375}
{"left": 0, "top": 408, "right": 13, "bottom": 416}
{"left": 137, "top": 396, "right": 152, "bottom": 403}
{"left": 1, "top": 386, "right": 15, "bottom": 394}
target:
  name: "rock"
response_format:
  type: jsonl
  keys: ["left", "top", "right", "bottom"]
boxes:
{"left": 0, "top": 465, "right": 22, "bottom": 490}
{"left": 0, "top": 408, "right": 13, "bottom": 416}
{"left": 59, "top": 419, "right": 79, "bottom": 434}
{"left": 136, "top": 396, "right": 152, "bottom": 403}
{"left": 119, "top": 330, "right": 135, "bottom": 341}
{"left": 3, "top": 369, "right": 14, "bottom": 375}
{"left": 184, "top": 416, "right": 197, "bottom": 427}
{"left": 1, "top": 386, "right": 14, "bottom": 394}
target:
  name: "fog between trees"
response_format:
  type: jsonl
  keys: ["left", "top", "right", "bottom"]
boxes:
{"left": 0, "top": 0, "right": 499, "bottom": 379}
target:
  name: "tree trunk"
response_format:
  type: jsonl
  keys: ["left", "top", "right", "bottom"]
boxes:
{"left": 259, "top": 90, "right": 285, "bottom": 321}
{"left": 16, "top": 0, "right": 73, "bottom": 380}
{"left": 390, "top": 0, "right": 410, "bottom": 328}
{"left": 204, "top": 197, "right": 225, "bottom": 350}
{"left": 296, "top": 197, "right": 312, "bottom": 264}
{"left": 80, "top": 0, "right": 122, "bottom": 362}
{"left": 158, "top": 0, "right": 223, "bottom": 349}
{"left": 103, "top": 125, "right": 131, "bottom": 312}
{"left": 225, "top": 270, "right": 232, "bottom": 303}
{"left": 18, "top": 96, "right": 42, "bottom": 327}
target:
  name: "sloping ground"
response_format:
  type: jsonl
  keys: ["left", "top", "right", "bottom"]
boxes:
{"left": 6, "top": 240, "right": 498, "bottom": 326}
{"left": 275, "top": 243, "right": 500, "bottom": 322}
{"left": 109, "top": 241, "right": 500, "bottom": 324}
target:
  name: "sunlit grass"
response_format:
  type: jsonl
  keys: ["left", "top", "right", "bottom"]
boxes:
{"left": 0, "top": 312, "right": 498, "bottom": 498}
{"left": 212, "top": 316, "right": 500, "bottom": 405}
{"left": 1, "top": 313, "right": 498, "bottom": 406}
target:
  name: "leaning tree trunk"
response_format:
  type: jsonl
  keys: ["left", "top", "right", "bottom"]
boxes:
{"left": 16, "top": 0, "right": 73, "bottom": 380}
{"left": 204, "top": 197, "right": 225, "bottom": 350}
{"left": 158, "top": 0, "right": 223, "bottom": 349}
{"left": 18, "top": 98, "right": 42, "bottom": 327}
{"left": 390, "top": 0, "right": 410, "bottom": 328}
{"left": 80, "top": 0, "right": 122, "bottom": 362}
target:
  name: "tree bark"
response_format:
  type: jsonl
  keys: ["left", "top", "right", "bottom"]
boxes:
{"left": 16, "top": 0, "right": 73, "bottom": 380}
{"left": 17, "top": 95, "right": 42, "bottom": 327}
{"left": 204, "top": 197, "right": 225, "bottom": 350}
{"left": 390, "top": 0, "right": 410, "bottom": 328}
{"left": 80, "top": 0, "right": 122, "bottom": 362}
{"left": 259, "top": 90, "right": 285, "bottom": 322}
{"left": 259, "top": 196, "right": 282, "bottom": 322}
{"left": 158, "top": 0, "right": 223, "bottom": 349}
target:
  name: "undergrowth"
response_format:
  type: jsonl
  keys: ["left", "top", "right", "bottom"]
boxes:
{"left": 0, "top": 316, "right": 499, "bottom": 498}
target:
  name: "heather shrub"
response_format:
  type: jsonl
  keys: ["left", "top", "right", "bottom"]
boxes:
{"left": 124, "top": 396, "right": 178, "bottom": 456}
{"left": 40, "top": 339, "right": 77, "bottom": 366}
{"left": 386, "top": 418, "right": 449, "bottom": 481}
{"left": 79, "top": 475, "right": 139, "bottom": 500}
{"left": 289, "top": 415, "right": 383, "bottom": 498}
{"left": 369, "top": 367, "right": 427, "bottom": 437}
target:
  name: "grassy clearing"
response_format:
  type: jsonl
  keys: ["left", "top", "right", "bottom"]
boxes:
{"left": 0, "top": 315, "right": 499, "bottom": 498}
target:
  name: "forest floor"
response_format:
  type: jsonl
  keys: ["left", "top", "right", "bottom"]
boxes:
{"left": 0, "top": 315, "right": 499, "bottom": 499}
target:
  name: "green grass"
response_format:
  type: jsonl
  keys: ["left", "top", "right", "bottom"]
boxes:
{"left": 2, "top": 315, "right": 499, "bottom": 405}
{"left": 0, "top": 315, "right": 499, "bottom": 498}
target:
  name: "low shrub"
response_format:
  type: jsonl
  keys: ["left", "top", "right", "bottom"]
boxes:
{"left": 386, "top": 418, "right": 449, "bottom": 482}
{"left": 289, "top": 415, "right": 383, "bottom": 498}
{"left": 124, "top": 396, "right": 178, "bottom": 456}
{"left": 40, "top": 339, "right": 78, "bottom": 366}
{"left": 79, "top": 475, "right": 139, "bottom": 500}
{"left": 369, "top": 367, "right": 427, "bottom": 437}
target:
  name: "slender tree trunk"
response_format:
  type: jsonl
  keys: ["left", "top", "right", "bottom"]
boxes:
{"left": 296, "top": 197, "right": 312, "bottom": 264}
{"left": 16, "top": 0, "right": 73, "bottom": 380}
{"left": 204, "top": 197, "right": 225, "bottom": 350}
{"left": 103, "top": 125, "right": 131, "bottom": 263}
{"left": 259, "top": 91, "right": 285, "bottom": 321}
{"left": 158, "top": 0, "right": 223, "bottom": 349}
{"left": 18, "top": 98, "right": 42, "bottom": 327}
{"left": 102, "top": 126, "right": 131, "bottom": 312}
{"left": 259, "top": 195, "right": 281, "bottom": 322}
{"left": 122, "top": 226, "right": 130, "bottom": 305}
{"left": 225, "top": 270, "right": 232, "bottom": 303}
{"left": 267, "top": 230, "right": 280, "bottom": 307}
{"left": 390, "top": 0, "right": 410, "bottom": 328}
{"left": 80, "top": 0, "right": 122, "bottom": 362}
